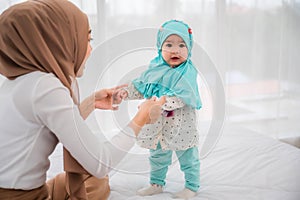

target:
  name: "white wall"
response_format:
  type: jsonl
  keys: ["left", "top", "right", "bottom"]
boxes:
{"left": 1, "top": 0, "right": 300, "bottom": 142}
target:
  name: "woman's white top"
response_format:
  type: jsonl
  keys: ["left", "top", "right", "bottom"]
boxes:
{"left": 125, "top": 83, "right": 199, "bottom": 151}
{"left": 0, "top": 71, "right": 135, "bottom": 190}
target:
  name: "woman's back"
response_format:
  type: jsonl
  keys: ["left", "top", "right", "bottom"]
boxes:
{"left": 0, "top": 71, "right": 60, "bottom": 190}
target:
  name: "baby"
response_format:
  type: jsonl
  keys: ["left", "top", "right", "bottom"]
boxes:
{"left": 114, "top": 20, "right": 202, "bottom": 199}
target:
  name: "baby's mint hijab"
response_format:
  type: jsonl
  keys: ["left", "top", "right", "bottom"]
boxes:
{"left": 132, "top": 20, "right": 202, "bottom": 109}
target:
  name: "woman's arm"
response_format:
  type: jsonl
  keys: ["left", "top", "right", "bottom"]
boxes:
{"left": 78, "top": 94, "right": 95, "bottom": 120}
{"left": 34, "top": 77, "right": 165, "bottom": 178}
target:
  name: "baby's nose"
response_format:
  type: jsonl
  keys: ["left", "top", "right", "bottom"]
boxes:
{"left": 171, "top": 47, "right": 180, "bottom": 54}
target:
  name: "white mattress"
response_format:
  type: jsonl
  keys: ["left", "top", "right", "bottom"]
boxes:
{"left": 48, "top": 125, "right": 300, "bottom": 200}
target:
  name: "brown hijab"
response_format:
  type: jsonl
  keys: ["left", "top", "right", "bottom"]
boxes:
{"left": 0, "top": 0, "right": 91, "bottom": 199}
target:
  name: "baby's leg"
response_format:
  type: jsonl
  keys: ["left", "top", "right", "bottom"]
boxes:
{"left": 174, "top": 147, "right": 200, "bottom": 199}
{"left": 137, "top": 143, "right": 172, "bottom": 196}
{"left": 149, "top": 143, "right": 173, "bottom": 186}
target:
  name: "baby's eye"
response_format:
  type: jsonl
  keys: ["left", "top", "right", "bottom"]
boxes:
{"left": 165, "top": 43, "right": 172, "bottom": 48}
{"left": 88, "top": 37, "right": 94, "bottom": 42}
{"left": 179, "top": 43, "right": 186, "bottom": 48}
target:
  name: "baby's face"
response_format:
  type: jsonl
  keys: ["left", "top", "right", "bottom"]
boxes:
{"left": 161, "top": 34, "right": 188, "bottom": 68}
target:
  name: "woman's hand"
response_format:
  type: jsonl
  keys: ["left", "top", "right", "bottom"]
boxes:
{"left": 130, "top": 96, "right": 166, "bottom": 135}
{"left": 94, "top": 84, "right": 128, "bottom": 110}
{"left": 79, "top": 84, "right": 127, "bottom": 119}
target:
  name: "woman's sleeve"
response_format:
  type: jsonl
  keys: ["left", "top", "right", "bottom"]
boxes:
{"left": 33, "top": 75, "right": 135, "bottom": 178}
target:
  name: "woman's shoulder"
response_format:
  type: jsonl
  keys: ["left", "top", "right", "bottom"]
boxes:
{"left": 15, "top": 71, "right": 68, "bottom": 95}
{"left": 26, "top": 71, "right": 64, "bottom": 87}
{"left": 1, "top": 71, "right": 63, "bottom": 90}
{"left": 15, "top": 71, "right": 57, "bottom": 83}
{"left": 25, "top": 71, "right": 57, "bottom": 80}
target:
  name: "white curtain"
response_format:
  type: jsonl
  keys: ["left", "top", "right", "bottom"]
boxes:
{"left": 1, "top": 0, "right": 300, "bottom": 142}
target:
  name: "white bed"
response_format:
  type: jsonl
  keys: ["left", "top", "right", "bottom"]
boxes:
{"left": 48, "top": 124, "right": 300, "bottom": 200}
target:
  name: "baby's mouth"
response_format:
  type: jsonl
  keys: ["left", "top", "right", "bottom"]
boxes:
{"left": 171, "top": 56, "right": 180, "bottom": 61}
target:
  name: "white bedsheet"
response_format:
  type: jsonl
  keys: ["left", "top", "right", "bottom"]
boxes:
{"left": 108, "top": 125, "right": 300, "bottom": 200}
{"left": 48, "top": 125, "right": 300, "bottom": 200}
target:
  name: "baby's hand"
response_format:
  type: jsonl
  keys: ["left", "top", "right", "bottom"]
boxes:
{"left": 112, "top": 88, "right": 128, "bottom": 106}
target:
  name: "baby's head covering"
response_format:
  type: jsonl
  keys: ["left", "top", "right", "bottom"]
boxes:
{"left": 0, "top": 0, "right": 92, "bottom": 198}
{"left": 133, "top": 20, "right": 202, "bottom": 109}
{"left": 157, "top": 20, "right": 193, "bottom": 56}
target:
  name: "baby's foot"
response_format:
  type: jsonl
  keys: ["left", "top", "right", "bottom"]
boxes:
{"left": 173, "top": 188, "right": 196, "bottom": 199}
{"left": 136, "top": 184, "right": 163, "bottom": 196}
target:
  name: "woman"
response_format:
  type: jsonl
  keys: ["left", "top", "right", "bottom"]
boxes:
{"left": 0, "top": 0, "right": 165, "bottom": 199}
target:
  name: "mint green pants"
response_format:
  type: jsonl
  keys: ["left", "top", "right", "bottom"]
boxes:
{"left": 149, "top": 143, "right": 200, "bottom": 192}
